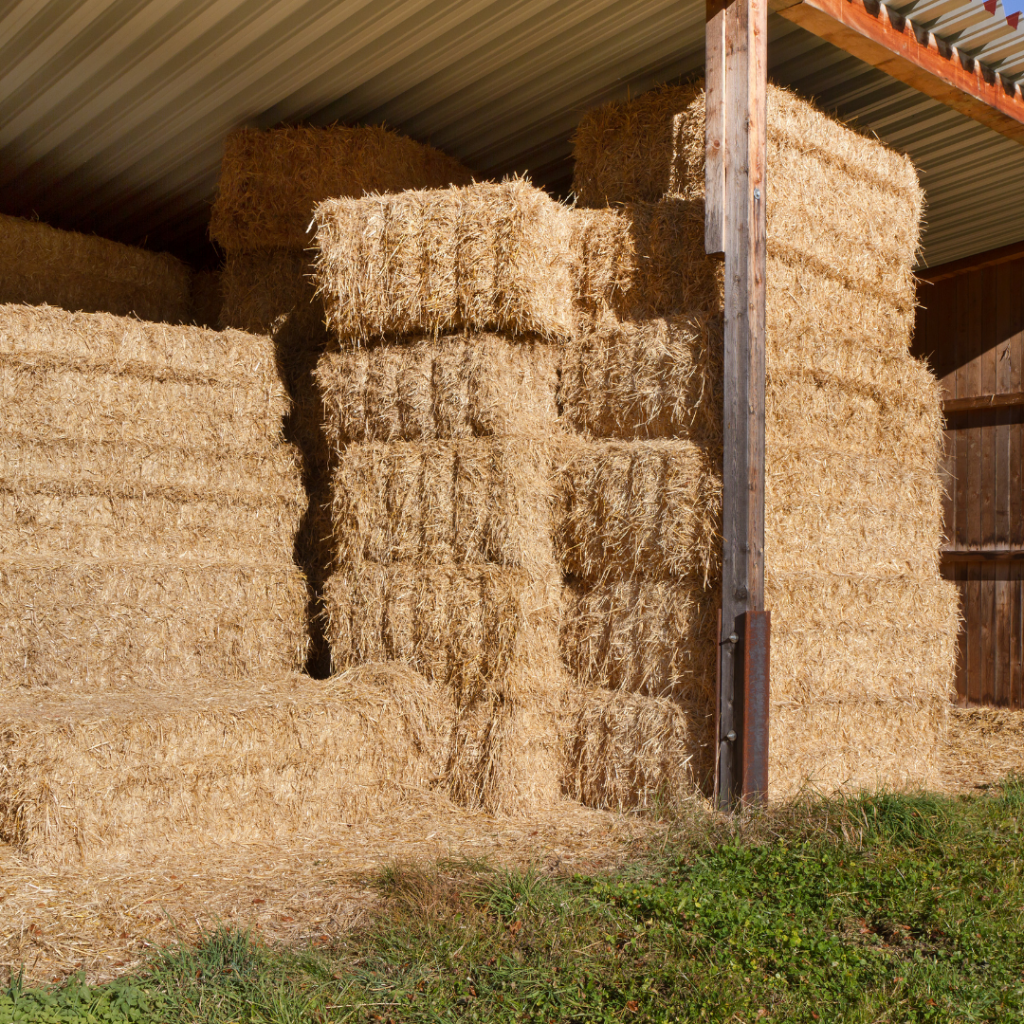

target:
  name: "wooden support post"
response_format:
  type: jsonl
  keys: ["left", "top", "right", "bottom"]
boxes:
{"left": 706, "top": 0, "right": 768, "bottom": 810}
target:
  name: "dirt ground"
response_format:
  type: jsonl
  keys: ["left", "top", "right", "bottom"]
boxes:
{"left": 3, "top": 705, "right": 1021, "bottom": 987}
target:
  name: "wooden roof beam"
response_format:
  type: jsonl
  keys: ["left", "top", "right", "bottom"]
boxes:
{"left": 771, "top": 0, "right": 1024, "bottom": 145}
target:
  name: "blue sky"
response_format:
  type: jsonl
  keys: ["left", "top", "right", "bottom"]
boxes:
{"left": 1003, "top": 0, "right": 1024, "bottom": 15}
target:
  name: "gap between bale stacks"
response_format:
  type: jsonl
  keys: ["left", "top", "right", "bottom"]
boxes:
{"left": 570, "top": 79, "right": 958, "bottom": 798}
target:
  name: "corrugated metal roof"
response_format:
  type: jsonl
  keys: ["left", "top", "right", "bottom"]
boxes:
{"left": 0, "top": 0, "right": 1022, "bottom": 267}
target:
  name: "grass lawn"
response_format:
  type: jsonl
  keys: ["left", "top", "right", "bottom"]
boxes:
{"left": 3, "top": 781, "right": 1023, "bottom": 1023}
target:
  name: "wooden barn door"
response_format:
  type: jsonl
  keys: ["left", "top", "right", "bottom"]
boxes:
{"left": 914, "top": 244, "right": 1024, "bottom": 707}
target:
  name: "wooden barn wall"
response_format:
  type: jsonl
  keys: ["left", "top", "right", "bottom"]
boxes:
{"left": 914, "top": 248, "right": 1024, "bottom": 707}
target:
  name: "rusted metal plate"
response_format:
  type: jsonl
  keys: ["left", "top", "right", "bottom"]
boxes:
{"left": 740, "top": 609, "right": 770, "bottom": 802}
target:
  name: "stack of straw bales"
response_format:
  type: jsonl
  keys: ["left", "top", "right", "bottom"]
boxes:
{"left": 570, "top": 81, "right": 959, "bottom": 797}
{"left": 210, "top": 125, "right": 473, "bottom": 672}
{"left": 0, "top": 213, "right": 193, "bottom": 324}
{"left": 312, "top": 179, "right": 571, "bottom": 815}
{"left": 0, "top": 303, "right": 309, "bottom": 690}
{"left": 555, "top": 192, "right": 725, "bottom": 814}
{"left": 1, "top": 664, "right": 447, "bottom": 865}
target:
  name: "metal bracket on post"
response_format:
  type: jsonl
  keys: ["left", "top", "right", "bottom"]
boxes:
{"left": 740, "top": 610, "right": 770, "bottom": 802}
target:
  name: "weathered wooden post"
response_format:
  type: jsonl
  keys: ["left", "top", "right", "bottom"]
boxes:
{"left": 706, "top": 0, "right": 770, "bottom": 809}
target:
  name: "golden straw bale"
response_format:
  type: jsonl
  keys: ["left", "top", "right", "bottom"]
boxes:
{"left": 324, "top": 562, "right": 562, "bottom": 706}
{"left": 312, "top": 178, "right": 576, "bottom": 343}
{"left": 445, "top": 697, "right": 562, "bottom": 815}
{"left": 560, "top": 314, "right": 722, "bottom": 442}
{"left": 0, "top": 665, "right": 450, "bottom": 865}
{"left": 331, "top": 439, "right": 557, "bottom": 576}
{"left": 323, "top": 563, "right": 564, "bottom": 816}
{"left": 766, "top": 445, "right": 943, "bottom": 575}
{"left": 0, "top": 214, "right": 192, "bottom": 324}
{"left": 210, "top": 124, "right": 472, "bottom": 251}
{"left": 0, "top": 358, "right": 291, "bottom": 451}
{"left": 766, "top": 501, "right": 942, "bottom": 578}
{"left": 569, "top": 200, "right": 722, "bottom": 323}
{"left": 561, "top": 689, "right": 708, "bottom": 811}
{"left": 0, "top": 303, "right": 284, "bottom": 387}
{"left": 561, "top": 578, "right": 717, "bottom": 701}
{"left": 0, "top": 436, "right": 304, "bottom": 508}
{"left": 554, "top": 438, "right": 720, "bottom": 584}
{"left": 769, "top": 618, "right": 957, "bottom": 705}
{"left": 769, "top": 696, "right": 947, "bottom": 799}
{"left": 0, "top": 490, "right": 301, "bottom": 563}
{"left": 942, "top": 707, "right": 1024, "bottom": 792}
{"left": 570, "top": 82, "right": 705, "bottom": 208}
{"left": 766, "top": 569, "right": 959, "bottom": 640}
{"left": 0, "top": 558, "right": 309, "bottom": 689}
{"left": 767, "top": 253, "right": 916, "bottom": 355}
{"left": 316, "top": 335, "right": 561, "bottom": 446}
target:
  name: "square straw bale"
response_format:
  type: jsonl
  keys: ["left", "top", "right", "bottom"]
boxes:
{"left": 569, "top": 200, "right": 723, "bottom": 324}
{"left": 0, "top": 215, "right": 192, "bottom": 324}
{"left": 209, "top": 124, "right": 472, "bottom": 251}
{"left": 769, "top": 696, "right": 947, "bottom": 799}
{"left": 324, "top": 562, "right": 563, "bottom": 709}
{"left": 766, "top": 444, "right": 943, "bottom": 576}
{"left": 313, "top": 178, "right": 576, "bottom": 344}
{"left": 554, "top": 438, "right": 720, "bottom": 585}
{"left": 0, "top": 358, "right": 291, "bottom": 452}
{"left": 0, "top": 436, "right": 305, "bottom": 509}
{"left": 0, "top": 665, "right": 451, "bottom": 866}
{"left": 331, "top": 439, "right": 558, "bottom": 576}
{"left": 0, "top": 303, "right": 285, "bottom": 389}
{"left": 561, "top": 689, "right": 709, "bottom": 811}
{"left": 766, "top": 501, "right": 942, "bottom": 578}
{"left": 561, "top": 577, "right": 717, "bottom": 701}
{"left": 769, "top": 618, "right": 957, "bottom": 705}
{"left": 766, "top": 252, "right": 916, "bottom": 355}
{"left": 570, "top": 82, "right": 705, "bottom": 208}
{"left": 220, "top": 249, "right": 325, "bottom": 337}
{"left": 765, "top": 569, "right": 959, "bottom": 636}
{"left": 445, "top": 696, "right": 562, "bottom": 815}
{"left": 560, "top": 313, "right": 722, "bottom": 442}
{"left": 0, "top": 558, "right": 309, "bottom": 689}
{"left": 767, "top": 370, "right": 942, "bottom": 471}
{"left": 0, "top": 489, "right": 302, "bottom": 564}
{"left": 316, "top": 334, "right": 561, "bottom": 446}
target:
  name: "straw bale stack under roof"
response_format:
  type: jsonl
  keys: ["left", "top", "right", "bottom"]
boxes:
{"left": 0, "top": 665, "right": 450, "bottom": 866}
{"left": 566, "top": 80, "right": 958, "bottom": 798}
{"left": 0, "top": 303, "right": 309, "bottom": 690}
{"left": 0, "top": 214, "right": 193, "bottom": 325}
{"left": 313, "top": 183, "right": 569, "bottom": 812}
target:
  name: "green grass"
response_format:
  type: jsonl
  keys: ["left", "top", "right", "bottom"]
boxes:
{"left": 4, "top": 781, "right": 1024, "bottom": 1023}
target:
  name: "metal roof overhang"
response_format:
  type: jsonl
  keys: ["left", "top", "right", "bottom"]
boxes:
{"left": 1, "top": 0, "right": 1022, "bottom": 268}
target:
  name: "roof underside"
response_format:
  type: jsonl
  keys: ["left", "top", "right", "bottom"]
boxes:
{"left": 1, "top": 0, "right": 1022, "bottom": 269}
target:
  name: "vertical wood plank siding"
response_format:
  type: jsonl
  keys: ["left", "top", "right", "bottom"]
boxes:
{"left": 915, "top": 249, "right": 1024, "bottom": 707}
